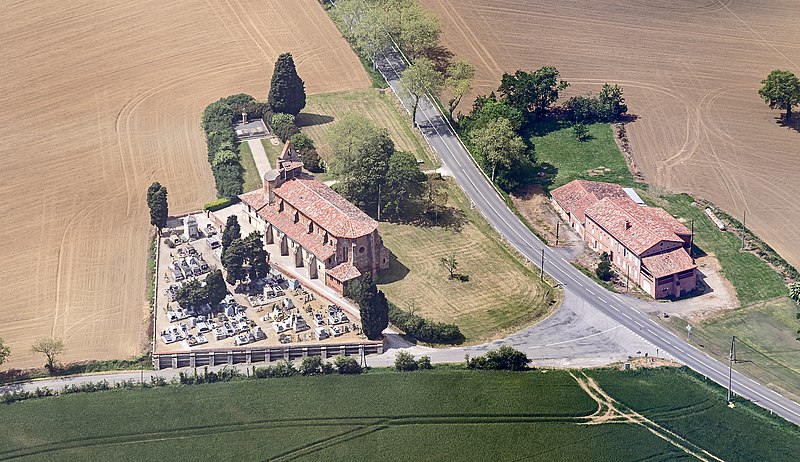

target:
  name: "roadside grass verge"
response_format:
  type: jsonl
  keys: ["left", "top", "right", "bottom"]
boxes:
{"left": 238, "top": 141, "right": 262, "bottom": 193}
{"left": 377, "top": 179, "right": 560, "bottom": 343}
{"left": 528, "top": 121, "right": 637, "bottom": 190}
{"left": 0, "top": 355, "right": 152, "bottom": 386}
{"left": 663, "top": 298, "right": 800, "bottom": 402}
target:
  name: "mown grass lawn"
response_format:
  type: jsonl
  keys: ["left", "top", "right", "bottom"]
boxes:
{"left": 530, "top": 121, "right": 637, "bottom": 190}
{"left": 2, "top": 368, "right": 798, "bottom": 461}
{"left": 377, "top": 179, "right": 560, "bottom": 343}
{"left": 644, "top": 192, "right": 786, "bottom": 306}
{"left": 238, "top": 141, "right": 262, "bottom": 193}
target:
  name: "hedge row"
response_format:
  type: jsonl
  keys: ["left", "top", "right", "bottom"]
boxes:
{"left": 388, "top": 303, "right": 463, "bottom": 345}
{"left": 203, "top": 196, "right": 240, "bottom": 212}
{"left": 202, "top": 94, "right": 272, "bottom": 198}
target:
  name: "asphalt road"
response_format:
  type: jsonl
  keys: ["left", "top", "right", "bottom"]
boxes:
{"left": 374, "top": 46, "right": 800, "bottom": 426}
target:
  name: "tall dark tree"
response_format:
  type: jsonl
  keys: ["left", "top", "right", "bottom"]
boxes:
{"left": 146, "top": 182, "right": 168, "bottom": 232}
{"left": 204, "top": 269, "right": 228, "bottom": 306}
{"left": 244, "top": 232, "right": 270, "bottom": 281}
{"left": 175, "top": 279, "right": 208, "bottom": 308}
{"left": 759, "top": 70, "right": 800, "bottom": 120}
{"left": 222, "top": 239, "right": 248, "bottom": 285}
{"left": 268, "top": 53, "right": 306, "bottom": 116}
{"left": 596, "top": 252, "right": 613, "bottom": 281}
{"left": 221, "top": 215, "right": 241, "bottom": 252}
{"left": 346, "top": 274, "right": 388, "bottom": 341}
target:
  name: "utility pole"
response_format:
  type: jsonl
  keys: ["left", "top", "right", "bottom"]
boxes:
{"left": 626, "top": 266, "right": 630, "bottom": 292}
{"left": 689, "top": 219, "right": 694, "bottom": 262}
{"left": 555, "top": 222, "right": 560, "bottom": 246}
{"left": 377, "top": 184, "right": 381, "bottom": 221}
{"left": 540, "top": 249, "right": 545, "bottom": 282}
{"left": 740, "top": 211, "right": 746, "bottom": 250}
{"left": 728, "top": 335, "right": 737, "bottom": 405}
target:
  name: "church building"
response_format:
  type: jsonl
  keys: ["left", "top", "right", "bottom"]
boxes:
{"left": 239, "top": 142, "right": 389, "bottom": 294}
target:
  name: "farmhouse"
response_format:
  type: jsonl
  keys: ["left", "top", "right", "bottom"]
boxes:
{"left": 552, "top": 180, "right": 696, "bottom": 299}
{"left": 239, "top": 142, "right": 389, "bottom": 294}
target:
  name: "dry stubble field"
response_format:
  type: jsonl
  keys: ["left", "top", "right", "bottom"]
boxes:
{"left": 422, "top": 0, "right": 800, "bottom": 269}
{"left": 0, "top": 0, "right": 369, "bottom": 369}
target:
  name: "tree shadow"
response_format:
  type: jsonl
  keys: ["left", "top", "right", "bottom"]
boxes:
{"left": 529, "top": 161, "right": 558, "bottom": 194}
{"left": 775, "top": 115, "right": 800, "bottom": 133}
{"left": 424, "top": 45, "right": 454, "bottom": 74}
{"left": 378, "top": 250, "right": 410, "bottom": 284}
{"left": 296, "top": 113, "right": 334, "bottom": 128}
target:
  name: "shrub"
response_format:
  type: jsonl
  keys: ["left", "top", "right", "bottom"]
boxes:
{"left": 467, "top": 346, "right": 529, "bottom": 371}
{"left": 596, "top": 251, "right": 613, "bottom": 281}
{"left": 299, "top": 356, "right": 325, "bottom": 376}
{"left": 290, "top": 133, "right": 323, "bottom": 172}
{"left": 333, "top": 355, "right": 362, "bottom": 374}
{"left": 417, "top": 355, "right": 433, "bottom": 370}
{"left": 212, "top": 162, "right": 244, "bottom": 198}
{"left": 394, "top": 351, "right": 418, "bottom": 372}
{"left": 203, "top": 197, "right": 237, "bottom": 212}
{"left": 388, "top": 303, "right": 463, "bottom": 344}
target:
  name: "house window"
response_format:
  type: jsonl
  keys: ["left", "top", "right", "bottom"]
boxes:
{"left": 308, "top": 222, "right": 313, "bottom": 234}
{"left": 323, "top": 232, "right": 328, "bottom": 244}
{"left": 293, "top": 211, "right": 299, "bottom": 224}
{"left": 278, "top": 201, "right": 284, "bottom": 212}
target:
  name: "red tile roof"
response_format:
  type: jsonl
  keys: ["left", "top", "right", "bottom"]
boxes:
{"left": 551, "top": 180, "right": 628, "bottom": 222}
{"left": 642, "top": 247, "right": 695, "bottom": 279}
{"left": 272, "top": 173, "right": 378, "bottom": 239}
{"left": 327, "top": 262, "right": 362, "bottom": 282}
{"left": 585, "top": 198, "right": 687, "bottom": 255}
{"left": 253, "top": 202, "right": 336, "bottom": 261}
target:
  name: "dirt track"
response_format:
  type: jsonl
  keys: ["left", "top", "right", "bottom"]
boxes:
{"left": 422, "top": 0, "right": 800, "bottom": 269}
{"left": 0, "top": 0, "right": 368, "bottom": 368}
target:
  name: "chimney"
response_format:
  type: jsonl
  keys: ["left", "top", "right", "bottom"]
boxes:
{"left": 263, "top": 170, "right": 280, "bottom": 204}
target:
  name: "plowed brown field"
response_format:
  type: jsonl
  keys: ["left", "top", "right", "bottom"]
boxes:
{"left": 0, "top": 0, "right": 368, "bottom": 368}
{"left": 423, "top": 0, "right": 800, "bottom": 269}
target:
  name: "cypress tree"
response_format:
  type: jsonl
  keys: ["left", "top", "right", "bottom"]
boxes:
{"left": 268, "top": 53, "right": 306, "bottom": 116}
{"left": 146, "top": 182, "right": 168, "bottom": 232}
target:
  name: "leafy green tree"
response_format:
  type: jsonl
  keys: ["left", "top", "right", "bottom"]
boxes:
{"left": 204, "top": 269, "right": 228, "bottom": 306}
{"left": 352, "top": 7, "right": 392, "bottom": 67}
{"left": 221, "top": 215, "right": 241, "bottom": 253}
{"left": 328, "top": 113, "right": 395, "bottom": 213}
{"left": 271, "top": 113, "right": 300, "bottom": 142}
{"left": 469, "top": 117, "right": 528, "bottom": 183}
{"left": 382, "top": 151, "right": 426, "bottom": 218}
{"left": 394, "top": 351, "right": 418, "bottom": 371}
{"left": 202, "top": 100, "right": 235, "bottom": 132}
{"left": 290, "top": 133, "right": 323, "bottom": 172}
{"left": 417, "top": 355, "right": 432, "bottom": 369}
{"left": 0, "top": 337, "right": 10, "bottom": 366}
{"left": 402, "top": 57, "right": 444, "bottom": 127}
{"left": 146, "top": 182, "right": 168, "bottom": 232}
{"left": 445, "top": 57, "right": 475, "bottom": 119}
{"left": 31, "top": 337, "right": 65, "bottom": 371}
{"left": 573, "top": 123, "right": 589, "bottom": 141}
{"left": 499, "top": 67, "right": 569, "bottom": 118}
{"left": 596, "top": 251, "right": 613, "bottom": 281}
{"left": 331, "top": 0, "right": 368, "bottom": 36}
{"left": 175, "top": 279, "right": 209, "bottom": 308}
{"left": 759, "top": 70, "right": 800, "bottom": 120}
{"left": 440, "top": 254, "right": 458, "bottom": 279}
{"left": 212, "top": 162, "right": 243, "bottom": 198}
{"left": 212, "top": 149, "right": 240, "bottom": 168}
{"left": 598, "top": 83, "right": 627, "bottom": 119}
{"left": 460, "top": 93, "right": 524, "bottom": 133}
{"left": 467, "top": 345, "right": 529, "bottom": 371}
{"left": 398, "top": 3, "right": 440, "bottom": 59}
{"left": 789, "top": 281, "right": 800, "bottom": 304}
{"left": 268, "top": 53, "right": 306, "bottom": 116}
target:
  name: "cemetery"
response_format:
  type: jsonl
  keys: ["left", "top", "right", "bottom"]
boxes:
{"left": 152, "top": 213, "right": 382, "bottom": 367}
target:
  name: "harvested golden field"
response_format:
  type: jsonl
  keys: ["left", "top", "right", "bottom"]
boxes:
{"left": 0, "top": 0, "right": 368, "bottom": 369}
{"left": 423, "top": 0, "right": 800, "bottom": 269}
